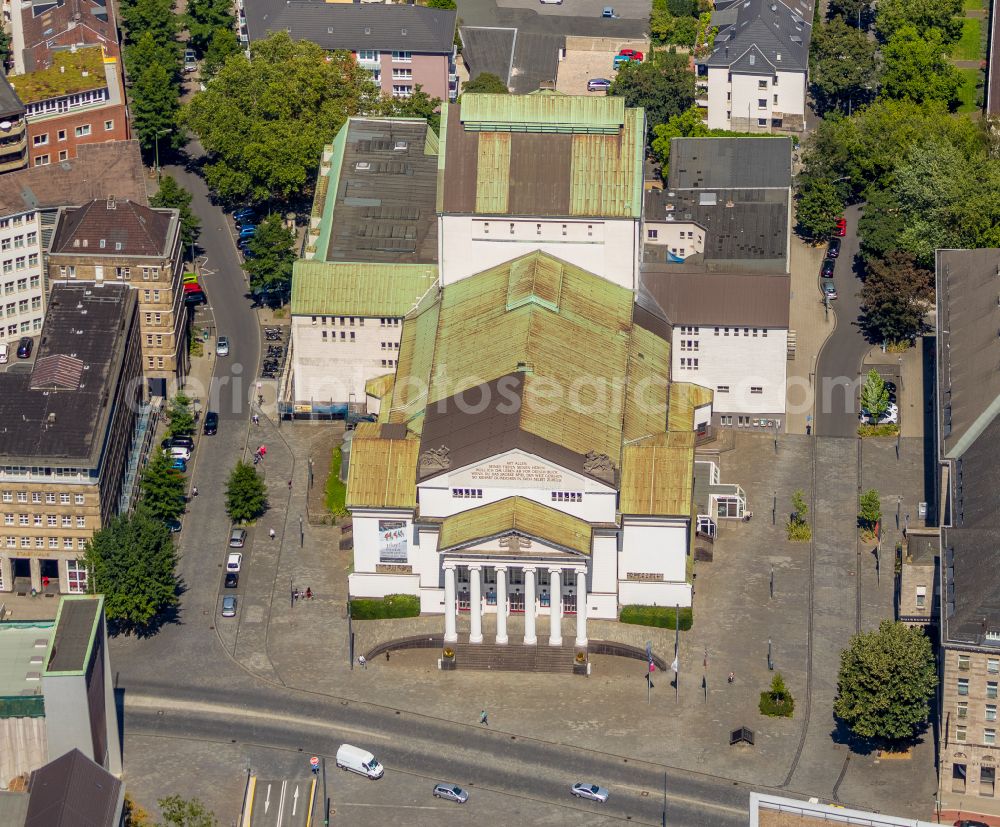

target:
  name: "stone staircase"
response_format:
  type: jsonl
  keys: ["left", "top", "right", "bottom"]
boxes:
{"left": 452, "top": 641, "right": 581, "bottom": 673}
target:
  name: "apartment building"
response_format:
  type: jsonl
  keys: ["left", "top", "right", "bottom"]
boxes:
{"left": 0, "top": 74, "right": 28, "bottom": 174}
{"left": 935, "top": 248, "right": 1000, "bottom": 822}
{"left": 8, "top": 46, "right": 129, "bottom": 166}
{"left": 0, "top": 283, "right": 142, "bottom": 595}
{"left": 436, "top": 92, "right": 646, "bottom": 289}
{"left": 287, "top": 118, "right": 439, "bottom": 414}
{"left": 0, "top": 141, "right": 146, "bottom": 346}
{"left": 48, "top": 198, "right": 186, "bottom": 395}
{"left": 242, "top": 1, "right": 458, "bottom": 101}
{"left": 640, "top": 137, "right": 793, "bottom": 429}
{"left": 14, "top": 0, "right": 120, "bottom": 75}
{"left": 697, "top": 0, "right": 813, "bottom": 134}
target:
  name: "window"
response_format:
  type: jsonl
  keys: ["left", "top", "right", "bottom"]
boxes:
{"left": 392, "top": 69, "right": 413, "bottom": 80}
{"left": 750, "top": 386, "right": 763, "bottom": 394}
{"left": 392, "top": 85, "right": 413, "bottom": 98}
{"left": 551, "top": 491, "right": 583, "bottom": 503}
{"left": 75, "top": 494, "right": 84, "bottom": 505}
{"left": 955, "top": 727, "right": 967, "bottom": 742}
{"left": 451, "top": 488, "right": 483, "bottom": 498}
{"left": 116, "top": 267, "right": 130, "bottom": 279}
{"left": 757, "top": 118, "right": 768, "bottom": 126}
{"left": 47, "top": 515, "right": 56, "bottom": 526}
{"left": 32, "top": 134, "right": 48, "bottom": 146}
{"left": 44, "top": 492, "right": 54, "bottom": 504}
{"left": 958, "top": 678, "right": 970, "bottom": 696}
{"left": 989, "top": 682, "right": 999, "bottom": 699}
{"left": 357, "top": 49, "right": 378, "bottom": 61}
{"left": 916, "top": 586, "right": 926, "bottom": 609}
{"left": 16, "top": 491, "right": 26, "bottom": 503}
{"left": 18, "top": 514, "right": 28, "bottom": 525}
{"left": 957, "top": 701, "right": 969, "bottom": 718}
{"left": 31, "top": 491, "right": 40, "bottom": 503}
{"left": 58, "top": 150, "right": 68, "bottom": 161}
{"left": 4, "top": 537, "right": 11, "bottom": 548}
{"left": 758, "top": 98, "right": 767, "bottom": 109}
{"left": 60, "top": 493, "right": 69, "bottom": 504}
{"left": 57, "top": 129, "right": 66, "bottom": 141}
{"left": 59, "top": 265, "right": 76, "bottom": 278}
{"left": 989, "top": 659, "right": 999, "bottom": 675}
{"left": 104, "top": 119, "right": 114, "bottom": 131}
{"left": 61, "top": 515, "right": 71, "bottom": 527}
{"left": 34, "top": 155, "right": 50, "bottom": 167}
{"left": 2, "top": 514, "right": 10, "bottom": 524}
{"left": 987, "top": 729, "right": 997, "bottom": 746}
{"left": 391, "top": 51, "right": 412, "bottom": 62}
{"left": 2, "top": 491, "right": 10, "bottom": 503}
{"left": 76, "top": 516, "right": 85, "bottom": 527}
{"left": 49, "top": 537, "right": 58, "bottom": 548}
{"left": 15, "top": 257, "right": 24, "bottom": 271}
{"left": 63, "top": 537, "right": 73, "bottom": 549}
{"left": 758, "top": 79, "right": 767, "bottom": 89}
{"left": 32, "top": 514, "right": 41, "bottom": 525}
{"left": 717, "top": 385, "right": 730, "bottom": 393}
{"left": 773, "top": 94, "right": 778, "bottom": 104}
{"left": 20, "top": 537, "right": 29, "bottom": 547}
{"left": 988, "top": 705, "right": 998, "bottom": 722}
{"left": 27, "top": 253, "right": 37, "bottom": 268}
{"left": 74, "top": 124, "right": 92, "bottom": 137}
{"left": 647, "top": 229, "right": 658, "bottom": 240}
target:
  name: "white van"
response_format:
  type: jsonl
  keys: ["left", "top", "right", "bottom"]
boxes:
{"left": 335, "top": 744, "right": 383, "bottom": 779}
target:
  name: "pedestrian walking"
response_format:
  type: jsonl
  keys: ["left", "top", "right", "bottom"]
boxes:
{"left": 269, "top": 528, "right": 276, "bottom": 540}
{"left": 288, "top": 479, "right": 293, "bottom": 492}
{"left": 385, "top": 650, "right": 390, "bottom": 661}
{"left": 252, "top": 413, "right": 259, "bottom": 426}
{"left": 305, "top": 587, "right": 312, "bottom": 599}
{"left": 192, "top": 486, "right": 198, "bottom": 497}
{"left": 479, "top": 709, "right": 488, "bottom": 726}
{"left": 728, "top": 671, "right": 735, "bottom": 684}
{"left": 358, "top": 655, "right": 367, "bottom": 670}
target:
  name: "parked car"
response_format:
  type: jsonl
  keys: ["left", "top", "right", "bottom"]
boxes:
{"left": 587, "top": 78, "right": 612, "bottom": 92}
{"left": 613, "top": 54, "right": 631, "bottom": 69}
{"left": 221, "top": 595, "right": 237, "bottom": 617}
{"left": 226, "top": 552, "right": 242, "bottom": 572}
{"left": 238, "top": 225, "right": 257, "bottom": 238}
{"left": 432, "top": 783, "right": 469, "bottom": 803}
{"left": 16, "top": 337, "right": 32, "bottom": 358}
{"left": 229, "top": 528, "right": 247, "bottom": 548}
{"left": 224, "top": 571, "right": 239, "bottom": 588}
{"left": 162, "top": 435, "right": 194, "bottom": 450}
{"left": 335, "top": 744, "right": 384, "bottom": 779}
{"left": 821, "top": 280, "right": 838, "bottom": 300}
{"left": 954, "top": 820, "right": 990, "bottom": 827}
{"left": 859, "top": 407, "right": 898, "bottom": 425}
{"left": 617, "top": 48, "right": 644, "bottom": 61}
{"left": 571, "top": 782, "right": 609, "bottom": 803}
{"left": 0, "top": 342, "right": 8, "bottom": 364}
{"left": 539, "top": 0, "right": 562, "bottom": 5}
{"left": 834, "top": 216, "right": 847, "bottom": 236}
{"left": 216, "top": 336, "right": 230, "bottom": 357}
{"left": 602, "top": 6, "right": 615, "bottom": 16}
{"left": 827, "top": 236, "right": 842, "bottom": 258}
{"left": 203, "top": 411, "right": 219, "bottom": 435}
{"left": 183, "top": 272, "right": 200, "bottom": 285}
{"left": 169, "top": 446, "right": 191, "bottom": 462}
{"left": 233, "top": 207, "right": 256, "bottom": 222}
{"left": 184, "top": 290, "right": 207, "bottom": 305}
{"left": 821, "top": 258, "right": 836, "bottom": 279}
{"left": 165, "top": 517, "right": 182, "bottom": 533}
{"left": 171, "top": 458, "right": 187, "bottom": 472}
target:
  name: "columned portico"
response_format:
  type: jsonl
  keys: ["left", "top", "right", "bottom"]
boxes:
{"left": 575, "top": 569, "right": 588, "bottom": 647}
{"left": 444, "top": 564, "right": 457, "bottom": 643}
{"left": 549, "top": 568, "right": 563, "bottom": 646}
{"left": 523, "top": 567, "right": 537, "bottom": 645}
{"left": 495, "top": 566, "right": 509, "bottom": 645}
{"left": 469, "top": 565, "right": 483, "bottom": 644}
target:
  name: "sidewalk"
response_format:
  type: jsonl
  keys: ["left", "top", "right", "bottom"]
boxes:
{"left": 786, "top": 238, "right": 836, "bottom": 434}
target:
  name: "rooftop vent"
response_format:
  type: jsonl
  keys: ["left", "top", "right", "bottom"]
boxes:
{"left": 106, "top": 197, "right": 116, "bottom": 210}
{"left": 355, "top": 162, "right": 371, "bottom": 171}
{"left": 401, "top": 28, "right": 407, "bottom": 35}
{"left": 47, "top": 412, "right": 56, "bottom": 423}
{"left": 364, "top": 26, "right": 371, "bottom": 35}
{"left": 327, "top": 27, "right": 333, "bottom": 33}
{"left": 394, "top": 140, "right": 408, "bottom": 151}
{"left": 776, "top": 53, "right": 781, "bottom": 60}
{"left": 749, "top": 54, "right": 755, "bottom": 65}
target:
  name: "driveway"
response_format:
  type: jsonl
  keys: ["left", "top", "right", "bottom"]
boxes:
{"left": 813, "top": 204, "right": 870, "bottom": 437}
{"left": 457, "top": 0, "right": 650, "bottom": 37}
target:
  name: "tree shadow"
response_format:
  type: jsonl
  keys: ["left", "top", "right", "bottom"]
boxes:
{"left": 106, "top": 579, "right": 188, "bottom": 639}
{"left": 830, "top": 715, "right": 932, "bottom": 757}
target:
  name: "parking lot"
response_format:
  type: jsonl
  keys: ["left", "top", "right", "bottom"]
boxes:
{"left": 555, "top": 37, "right": 650, "bottom": 95}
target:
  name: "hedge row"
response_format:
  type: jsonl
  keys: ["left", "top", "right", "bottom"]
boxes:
{"left": 620, "top": 605, "right": 693, "bottom": 630}
{"left": 350, "top": 593, "right": 420, "bottom": 620}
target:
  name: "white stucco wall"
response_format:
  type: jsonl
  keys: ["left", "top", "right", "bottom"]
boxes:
{"left": 643, "top": 220, "right": 704, "bottom": 259}
{"left": 438, "top": 215, "right": 639, "bottom": 289}
{"left": 672, "top": 325, "right": 787, "bottom": 415}
{"left": 0, "top": 209, "right": 45, "bottom": 342}
{"left": 620, "top": 519, "right": 689, "bottom": 584}
{"left": 708, "top": 66, "right": 806, "bottom": 131}
{"left": 290, "top": 314, "right": 402, "bottom": 405}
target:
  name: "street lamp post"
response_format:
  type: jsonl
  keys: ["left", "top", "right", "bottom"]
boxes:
{"left": 299, "top": 514, "right": 304, "bottom": 548}
{"left": 154, "top": 128, "right": 172, "bottom": 182}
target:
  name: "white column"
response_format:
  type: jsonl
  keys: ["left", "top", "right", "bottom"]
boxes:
{"left": 549, "top": 568, "right": 563, "bottom": 646}
{"left": 523, "top": 567, "right": 537, "bottom": 645}
{"left": 575, "top": 569, "right": 588, "bottom": 647}
{"left": 495, "top": 565, "right": 508, "bottom": 645}
{"left": 443, "top": 565, "right": 457, "bottom": 643}
{"left": 469, "top": 565, "right": 483, "bottom": 644}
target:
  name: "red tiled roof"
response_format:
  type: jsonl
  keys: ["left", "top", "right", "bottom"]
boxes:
{"left": 50, "top": 198, "right": 174, "bottom": 257}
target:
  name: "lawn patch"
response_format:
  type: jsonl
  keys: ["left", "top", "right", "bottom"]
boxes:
{"left": 952, "top": 17, "right": 982, "bottom": 60}
{"left": 620, "top": 605, "right": 693, "bottom": 630}
{"left": 350, "top": 594, "right": 420, "bottom": 619}
{"left": 324, "top": 445, "right": 348, "bottom": 518}
{"left": 963, "top": 0, "right": 983, "bottom": 11}
{"left": 955, "top": 66, "right": 982, "bottom": 112}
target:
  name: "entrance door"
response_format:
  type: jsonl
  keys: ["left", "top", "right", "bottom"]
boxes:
{"left": 952, "top": 763, "right": 967, "bottom": 793}
{"left": 982, "top": 766, "right": 996, "bottom": 798}
{"left": 40, "top": 559, "right": 59, "bottom": 592}
{"left": 509, "top": 568, "right": 524, "bottom": 612}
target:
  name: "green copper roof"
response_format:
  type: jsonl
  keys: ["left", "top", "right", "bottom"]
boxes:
{"left": 460, "top": 91, "right": 627, "bottom": 133}
{"left": 290, "top": 260, "right": 438, "bottom": 317}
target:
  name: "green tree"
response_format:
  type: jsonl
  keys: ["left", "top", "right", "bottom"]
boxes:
{"left": 787, "top": 490, "right": 811, "bottom": 541}
{"left": 165, "top": 392, "right": 195, "bottom": 437}
{"left": 858, "top": 488, "right": 882, "bottom": 529}
{"left": 132, "top": 61, "right": 181, "bottom": 154}
{"left": 609, "top": 50, "right": 695, "bottom": 134}
{"left": 857, "top": 188, "right": 909, "bottom": 263}
{"left": 809, "top": 17, "right": 878, "bottom": 116}
{"left": 83, "top": 511, "right": 178, "bottom": 632}
{"left": 243, "top": 214, "right": 296, "bottom": 296}
{"left": 827, "top": 0, "right": 870, "bottom": 25}
{"left": 201, "top": 26, "right": 241, "bottom": 81}
{"left": 650, "top": 10, "right": 700, "bottom": 46}
{"left": 424, "top": 0, "right": 456, "bottom": 8}
{"left": 388, "top": 85, "right": 443, "bottom": 132}
{"left": 874, "top": 0, "right": 962, "bottom": 44}
{"left": 185, "top": 0, "right": 234, "bottom": 54}
{"left": 225, "top": 461, "right": 268, "bottom": 524}
{"left": 183, "top": 32, "right": 381, "bottom": 205}
{"left": 462, "top": 72, "right": 509, "bottom": 94}
{"left": 879, "top": 25, "right": 962, "bottom": 108}
{"left": 125, "top": 30, "right": 179, "bottom": 81}
{"left": 157, "top": 795, "right": 218, "bottom": 827}
{"left": 834, "top": 620, "right": 937, "bottom": 742}
{"left": 859, "top": 369, "right": 889, "bottom": 423}
{"left": 140, "top": 450, "right": 187, "bottom": 522}
{"left": 859, "top": 251, "right": 933, "bottom": 343}
{"left": 0, "top": 28, "right": 11, "bottom": 69}
{"left": 794, "top": 177, "right": 844, "bottom": 241}
{"left": 151, "top": 175, "right": 201, "bottom": 254}
{"left": 759, "top": 672, "right": 795, "bottom": 717}
{"left": 121, "top": 0, "right": 178, "bottom": 44}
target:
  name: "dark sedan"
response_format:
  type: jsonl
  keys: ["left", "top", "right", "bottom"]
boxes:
{"left": 821, "top": 258, "right": 836, "bottom": 279}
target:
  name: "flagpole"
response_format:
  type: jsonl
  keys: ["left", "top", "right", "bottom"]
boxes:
{"left": 674, "top": 604, "right": 680, "bottom": 701}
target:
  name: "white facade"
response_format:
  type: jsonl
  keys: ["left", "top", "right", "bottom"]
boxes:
{"left": 290, "top": 314, "right": 402, "bottom": 406}
{"left": 705, "top": 67, "right": 806, "bottom": 132}
{"left": 643, "top": 220, "right": 704, "bottom": 261}
{"left": 438, "top": 215, "right": 640, "bottom": 289}
{"left": 672, "top": 324, "right": 787, "bottom": 418}
{"left": 0, "top": 209, "right": 45, "bottom": 342}
{"left": 348, "top": 448, "right": 694, "bottom": 641}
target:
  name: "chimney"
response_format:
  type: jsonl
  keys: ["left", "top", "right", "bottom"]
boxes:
{"left": 47, "top": 412, "right": 56, "bottom": 424}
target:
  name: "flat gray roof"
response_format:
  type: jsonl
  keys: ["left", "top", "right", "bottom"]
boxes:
{"left": 0, "top": 284, "right": 135, "bottom": 465}
{"left": 45, "top": 597, "right": 101, "bottom": 674}
{"left": 326, "top": 119, "right": 438, "bottom": 264}
{"left": 668, "top": 137, "right": 792, "bottom": 190}
{"left": 0, "top": 621, "right": 53, "bottom": 696}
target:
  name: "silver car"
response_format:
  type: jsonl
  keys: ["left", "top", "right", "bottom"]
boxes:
{"left": 432, "top": 783, "right": 468, "bottom": 803}
{"left": 217, "top": 336, "right": 230, "bottom": 356}
{"left": 221, "top": 595, "right": 237, "bottom": 617}
{"left": 571, "top": 782, "right": 609, "bottom": 803}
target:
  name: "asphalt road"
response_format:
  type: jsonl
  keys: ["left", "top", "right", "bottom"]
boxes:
{"left": 813, "top": 204, "right": 870, "bottom": 437}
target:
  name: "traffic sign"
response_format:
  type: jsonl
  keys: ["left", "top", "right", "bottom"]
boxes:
{"left": 309, "top": 756, "right": 319, "bottom": 773}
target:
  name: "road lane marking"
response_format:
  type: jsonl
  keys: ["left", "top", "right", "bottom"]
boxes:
{"left": 125, "top": 693, "right": 391, "bottom": 742}
{"left": 335, "top": 803, "right": 451, "bottom": 811}
{"left": 610, "top": 783, "right": 744, "bottom": 815}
